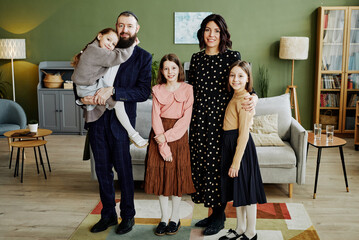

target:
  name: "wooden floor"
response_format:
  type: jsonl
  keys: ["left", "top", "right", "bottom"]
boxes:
{"left": 0, "top": 135, "right": 358, "bottom": 240}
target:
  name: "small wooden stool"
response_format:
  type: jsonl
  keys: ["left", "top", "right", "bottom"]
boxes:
{"left": 11, "top": 140, "right": 47, "bottom": 183}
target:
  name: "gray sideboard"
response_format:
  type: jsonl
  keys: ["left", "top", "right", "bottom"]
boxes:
{"left": 37, "top": 61, "right": 84, "bottom": 134}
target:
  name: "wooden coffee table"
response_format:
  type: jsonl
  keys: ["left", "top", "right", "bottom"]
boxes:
{"left": 4, "top": 129, "right": 53, "bottom": 172}
{"left": 307, "top": 132, "right": 349, "bottom": 199}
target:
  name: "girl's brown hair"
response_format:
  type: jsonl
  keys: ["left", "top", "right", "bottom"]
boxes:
{"left": 71, "top": 28, "right": 117, "bottom": 67}
{"left": 227, "top": 60, "right": 253, "bottom": 92}
{"left": 197, "top": 14, "right": 232, "bottom": 54}
{"left": 157, "top": 54, "right": 185, "bottom": 84}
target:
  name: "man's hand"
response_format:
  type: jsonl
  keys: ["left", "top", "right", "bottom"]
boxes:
{"left": 154, "top": 133, "right": 166, "bottom": 144}
{"left": 81, "top": 96, "right": 96, "bottom": 105}
{"left": 94, "top": 87, "right": 113, "bottom": 105}
{"left": 242, "top": 94, "right": 258, "bottom": 112}
{"left": 228, "top": 167, "right": 239, "bottom": 178}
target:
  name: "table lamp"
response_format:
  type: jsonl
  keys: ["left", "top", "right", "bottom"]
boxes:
{"left": 279, "top": 36, "right": 309, "bottom": 123}
{"left": 0, "top": 39, "right": 26, "bottom": 101}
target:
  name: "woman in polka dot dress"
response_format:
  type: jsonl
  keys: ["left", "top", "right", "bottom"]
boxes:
{"left": 188, "top": 14, "right": 258, "bottom": 236}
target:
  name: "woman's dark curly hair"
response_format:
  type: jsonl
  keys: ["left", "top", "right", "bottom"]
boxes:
{"left": 197, "top": 14, "right": 232, "bottom": 54}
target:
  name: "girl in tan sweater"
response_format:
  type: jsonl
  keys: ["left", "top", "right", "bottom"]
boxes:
{"left": 219, "top": 60, "right": 266, "bottom": 240}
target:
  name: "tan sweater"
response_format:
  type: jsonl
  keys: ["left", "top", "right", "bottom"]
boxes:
{"left": 223, "top": 90, "right": 255, "bottom": 170}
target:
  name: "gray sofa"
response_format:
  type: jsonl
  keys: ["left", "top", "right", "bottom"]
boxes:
{"left": 90, "top": 94, "right": 307, "bottom": 197}
{"left": 254, "top": 93, "right": 307, "bottom": 197}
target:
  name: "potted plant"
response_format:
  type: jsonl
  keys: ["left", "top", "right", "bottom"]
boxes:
{"left": 151, "top": 54, "right": 159, "bottom": 88}
{"left": 258, "top": 65, "right": 269, "bottom": 98}
{"left": 28, "top": 120, "right": 39, "bottom": 133}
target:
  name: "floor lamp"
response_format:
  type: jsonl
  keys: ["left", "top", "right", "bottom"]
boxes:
{"left": 0, "top": 39, "right": 26, "bottom": 102}
{"left": 279, "top": 37, "right": 309, "bottom": 124}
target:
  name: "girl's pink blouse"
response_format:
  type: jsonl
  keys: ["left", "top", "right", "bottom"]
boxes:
{"left": 151, "top": 82, "right": 194, "bottom": 158}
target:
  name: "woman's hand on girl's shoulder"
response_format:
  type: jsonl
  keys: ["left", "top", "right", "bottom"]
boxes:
{"left": 242, "top": 94, "right": 258, "bottom": 112}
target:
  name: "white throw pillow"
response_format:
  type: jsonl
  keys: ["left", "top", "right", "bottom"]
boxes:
{"left": 250, "top": 114, "right": 285, "bottom": 146}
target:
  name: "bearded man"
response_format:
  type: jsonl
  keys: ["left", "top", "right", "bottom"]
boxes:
{"left": 79, "top": 11, "right": 152, "bottom": 234}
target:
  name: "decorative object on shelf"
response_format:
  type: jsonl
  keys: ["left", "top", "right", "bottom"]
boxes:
{"left": 0, "top": 39, "right": 26, "bottom": 101}
{"left": 28, "top": 119, "right": 38, "bottom": 133}
{"left": 174, "top": 12, "right": 212, "bottom": 44}
{"left": 41, "top": 70, "right": 64, "bottom": 88}
{"left": 319, "top": 110, "right": 338, "bottom": 129}
{"left": 258, "top": 65, "right": 269, "bottom": 98}
{"left": 279, "top": 36, "right": 309, "bottom": 123}
{"left": 63, "top": 80, "right": 73, "bottom": 89}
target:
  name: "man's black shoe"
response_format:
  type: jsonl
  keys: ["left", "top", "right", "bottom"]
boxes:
{"left": 115, "top": 218, "right": 135, "bottom": 235}
{"left": 90, "top": 217, "right": 118, "bottom": 233}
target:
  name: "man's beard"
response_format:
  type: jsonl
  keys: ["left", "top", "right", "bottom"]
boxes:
{"left": 117, "top": 32, "right": 137, "bottom": 48}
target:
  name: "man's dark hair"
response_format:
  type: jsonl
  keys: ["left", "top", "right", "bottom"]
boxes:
{"left": 118, "top": 11, "right": 138, "bottom": 22}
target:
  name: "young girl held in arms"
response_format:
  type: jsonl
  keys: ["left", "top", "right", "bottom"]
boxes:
{"left": 219, "top": 60, "right": 267, "bottom": 240}
{"left": 71, "top": 28, "right": 147, "bottom": 148}
{"left": 144, "top": 54, "right": 196, "bottom": 236}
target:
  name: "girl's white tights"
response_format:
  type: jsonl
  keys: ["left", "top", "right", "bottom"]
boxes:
{"left": 158, "top": 195, "right": 182, "bottom": 223}
{"left": 235, "top": 204, "right": 257, "bottom": 239}
{"left": 114, "top": 101, "right": 147, "bottom": 147}
{"left": 159, "top": 195, "right": 169, "bottom": 223}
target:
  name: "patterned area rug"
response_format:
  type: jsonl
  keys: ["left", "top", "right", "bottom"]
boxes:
{"left": 69, "top": 200, "right": 319, "bottom": 240}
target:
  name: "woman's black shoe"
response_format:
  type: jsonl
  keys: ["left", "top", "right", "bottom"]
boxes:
{"left": 194, "top": 217, "right": 212, "bottom": 227}
{"left": 242, "top": 233, "right": 258, "bottom": 240}
{"left": 219, "top": 229, "right": 243, "bottom": 240}
{"left": 166, "top": 220, "right": 181, "bottom": 235}
{"left": 155, "top": 222, "right": 167, "bottom": 236}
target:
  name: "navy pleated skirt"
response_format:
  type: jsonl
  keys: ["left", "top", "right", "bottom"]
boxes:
{"left": 221, "top": 129, "right": 267, "bottom": 207}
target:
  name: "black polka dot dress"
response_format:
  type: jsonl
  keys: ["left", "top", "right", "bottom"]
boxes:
{"left": 188, "top": 49, "right": 241, "bottom": 208}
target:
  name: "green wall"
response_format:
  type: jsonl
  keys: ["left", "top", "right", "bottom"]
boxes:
{"left": 0, "top": 0, "right": 358, "bottom": 129}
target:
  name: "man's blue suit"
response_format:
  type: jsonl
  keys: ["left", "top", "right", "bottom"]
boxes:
{"left": 87, "top": 46, "right": 152, "bottom": 220}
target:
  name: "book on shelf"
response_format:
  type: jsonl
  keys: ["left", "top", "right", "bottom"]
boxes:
{"left": 321, "top": 75, "right": 341, "bottom": 89}
{"left": 348, "top": 94, "right": 358, "bottom": 107}
{"left": 320, "top": 92, "right": 340, "bottom": 107}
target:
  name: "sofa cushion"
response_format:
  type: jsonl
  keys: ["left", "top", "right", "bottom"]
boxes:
{"left": 0, "top": 124, "right": 21, "bottom": 135}
{"left": 255, "top": 93, "right": 291, "bottom": 141}
{"left": 256, "top": 141, "right": 296, "bottom": 169}
{"left": 251, "top": 114, "right": 284, "bottom": 146}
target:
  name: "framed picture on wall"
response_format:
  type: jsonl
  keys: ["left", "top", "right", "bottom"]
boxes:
{"left": 174, "top": 12, "right": 212, "bottom": 44}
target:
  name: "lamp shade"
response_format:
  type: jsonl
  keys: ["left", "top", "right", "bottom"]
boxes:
{"left": 279, "top": 37, "right": 309, "bottom": 60}
{"left": 0, "top": 39, "right": 26, "bottom": 59}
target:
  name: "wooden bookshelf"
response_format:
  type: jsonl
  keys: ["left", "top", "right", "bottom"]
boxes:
{"left": 355, "top": 101, "right": 359, "bottom": 150}
{"left": 314, "top": 6, "right": 359, "bottom": 134}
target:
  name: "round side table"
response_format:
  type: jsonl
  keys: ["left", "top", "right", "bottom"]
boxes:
{"left": 4, "top": 129, "right": 53, "bottom": 172}
{"left": 11, "top": 140, "right": 47, "bottom": 183}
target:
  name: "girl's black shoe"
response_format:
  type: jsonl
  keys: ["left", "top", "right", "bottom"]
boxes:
{"left": 219, "top": 229, "right": 243, "bottom": 240}
{"left": 242, "top": 233, "right": 258, "bottom": 240}
{"left": 166, "top": 220, "right": 181, "bottom": 235}
{"left": 155, "top": 222, "right": 167, "bottom": 236}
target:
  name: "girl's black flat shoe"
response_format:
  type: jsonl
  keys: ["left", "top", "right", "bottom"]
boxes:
{"left": 155, "top": 222, "right": 167, "bottom": 236}
{"left": 166, "top": 220, "right": 181, "bottom": 235}
{"left": 219, "top": 229, "right": 243, "bottom": 240}
{"left": 242, "top": 233, "right": 258, "bottom": 240}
